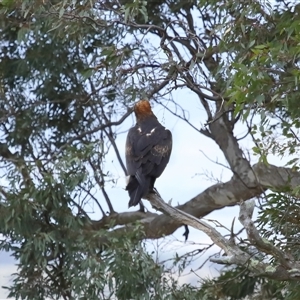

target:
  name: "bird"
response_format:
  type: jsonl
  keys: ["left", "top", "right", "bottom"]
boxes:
{"left": 125, "top": 100, "right": 172, "bottom": 208}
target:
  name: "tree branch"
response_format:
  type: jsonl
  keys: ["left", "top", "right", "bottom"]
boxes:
{"left": 239, "top": 199, "right": 300, "bottom": 270}
{"left": 91, "top": 163, "right": 300, "bottom": 240}
{"left": 145, "top": 191, "right": 300, "bottom": 281}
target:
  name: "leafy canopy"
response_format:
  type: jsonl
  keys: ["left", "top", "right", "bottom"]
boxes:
{"left": 0, "top": 0, "right": 300, "bottom": 299}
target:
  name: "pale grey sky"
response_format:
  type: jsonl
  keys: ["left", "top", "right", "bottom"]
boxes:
{"left": 0, "top": 85, "right": 288, "bottom": 298}
{"left": 0, "top": 1, "right": 295, "bottom": 295}
{"left": 0, "top": 82, "right": 296, "bottom": 298}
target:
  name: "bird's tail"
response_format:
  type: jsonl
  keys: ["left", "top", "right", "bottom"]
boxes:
{"left": 126, "top": 170, "right": 150, "bottom": 207}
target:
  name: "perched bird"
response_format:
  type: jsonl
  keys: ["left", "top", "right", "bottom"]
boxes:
{"left": 125, "top": 100, "right": 172, "bottom": 207}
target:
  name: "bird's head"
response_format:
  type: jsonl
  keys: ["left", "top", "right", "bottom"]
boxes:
{"left": 134, "top": 100, "right": 155, "bottom": 120}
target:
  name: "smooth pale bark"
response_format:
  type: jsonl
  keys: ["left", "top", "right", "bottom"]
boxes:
{"left": 147, "top": 193, "right": 300, "bottom": 281}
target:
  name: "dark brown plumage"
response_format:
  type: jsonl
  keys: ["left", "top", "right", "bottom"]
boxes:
{"left": 125, "top": 100, "right": 172, "bottom": 207}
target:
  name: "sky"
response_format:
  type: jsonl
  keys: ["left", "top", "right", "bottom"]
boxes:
{"left": 0, "top": 90, "right": 230, "bottom": 298}
{"left": 0, "top": 85, "right": 293, "bottom": 299}
{"left": 0, "top": 1, "right": 296, "bottom": 298}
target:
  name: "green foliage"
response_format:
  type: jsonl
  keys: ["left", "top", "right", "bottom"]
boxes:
{"left": 256, "top": 191, "right": 300, "bottom": 300}
{"left": 197, "top": 266, "right": 285, "bottom": 300}
{"left": 221, "top": 2, "right": 300, "bottom": 124}
{"left": 1, "top": 0, "right": 300, "bottom": 299}
{"left": 4, "top": 221, "right": 170, "bottom": 299}
{"left": 258, "top": 189, "right": 300, "bottom": 262}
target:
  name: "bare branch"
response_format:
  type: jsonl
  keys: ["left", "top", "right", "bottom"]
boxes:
{"left": 0, "top": 143, "right": 33, "bottom": 186}
{"left": 51, "top": 108, "right": 133, "bottom": 162}
{"left": 146, "top": 192, "right": 235, "bottom": 254}
{"left": 90, "top": 211, "right": 157, "bottom": 230}
{"left": 90, "top": 163, "right": 300, "bottom": 241}
{"left": 146, "top": 192, "right": 300, "bottom": 281}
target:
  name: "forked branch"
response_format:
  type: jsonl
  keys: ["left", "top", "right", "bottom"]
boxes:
{"left": 146, "top": 192, "right": 300, "bottom": 281}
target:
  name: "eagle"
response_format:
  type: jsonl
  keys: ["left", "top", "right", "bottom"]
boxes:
{"left": 125, "top": 100, "right": 172, "bottom": 207}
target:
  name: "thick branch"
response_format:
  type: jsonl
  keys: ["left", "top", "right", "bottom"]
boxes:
{"left": 208, "top": 110, "right": 257, "bottom": 188}
{"left": 90, "top": 211, "right": 157, "bottom": 230}
{"left": 147, "top": 192, "right": 300, "bottom": 281}
{"left": 91, "top": 163, "right": 300, "bottom": 240}
{"left": 146, "top": 192, "right": 236, "bottom": 255}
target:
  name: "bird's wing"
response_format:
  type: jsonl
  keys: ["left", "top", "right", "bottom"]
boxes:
{"left": 146, "top": 128, "right": 172, "bottom": 177}
{"left": 125, "top": 126, "right": 140, "bottom": 175}
{"left": 125, "top": 125, "right": 172, "bottom": 177}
